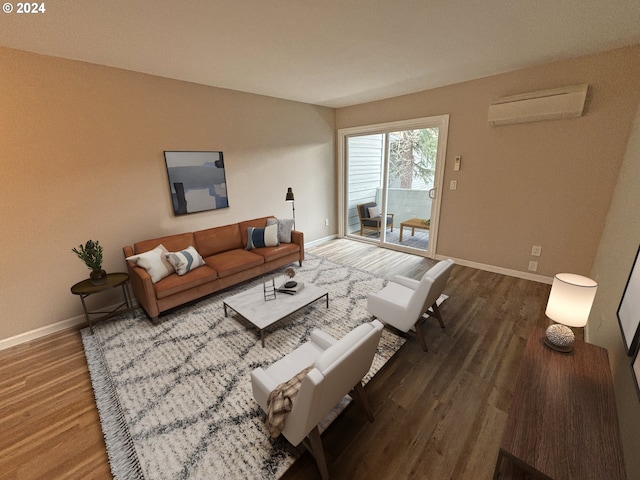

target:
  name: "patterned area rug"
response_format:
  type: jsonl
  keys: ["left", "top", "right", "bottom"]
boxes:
{"left": 82, "top": 254, "right": 406, "bottom": 480}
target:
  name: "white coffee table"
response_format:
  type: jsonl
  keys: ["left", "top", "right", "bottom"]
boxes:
{"left": 223, "top": 282, "right": 329, "bottom": 347}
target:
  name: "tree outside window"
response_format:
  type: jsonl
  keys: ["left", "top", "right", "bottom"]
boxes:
{"left": 388, "top": 128, "right": 438, "bottom": 189}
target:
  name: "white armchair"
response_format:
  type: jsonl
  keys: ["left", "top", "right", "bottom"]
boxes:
{"left": 251, "top": 320, "right": 384, "bottom": 480}
{"left": 367, "top": 259, "right": 454, "bottom": 351}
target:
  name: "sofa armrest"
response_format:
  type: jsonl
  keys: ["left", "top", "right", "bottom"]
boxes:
{"left": 291, "top": 230, "right": 304, "bottom": 263}
{"left": 123, "top": 246, "right": 159, "bottom": 320}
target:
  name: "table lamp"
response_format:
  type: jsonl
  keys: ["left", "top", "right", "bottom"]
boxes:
{"left": 544, "top": 273, "right": 598, "bottom": 352}
{"left": 285, "top": 187, "right": 295, "bottom": 230}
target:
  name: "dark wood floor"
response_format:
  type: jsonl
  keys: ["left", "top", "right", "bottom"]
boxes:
{"left": 0, "top": 239, "right": 551, "bottom": 480}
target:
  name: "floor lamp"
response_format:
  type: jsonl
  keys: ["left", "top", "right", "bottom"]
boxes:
{"left": 285, "top": 187, "right": 295, "bottom": 230}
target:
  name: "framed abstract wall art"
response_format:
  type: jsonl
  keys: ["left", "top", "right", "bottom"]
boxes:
{"left": 617, "top": 244, "right": 640, "bottom": 356}
{"left": 164, "top": 151, "right": 229, "bottom": 215}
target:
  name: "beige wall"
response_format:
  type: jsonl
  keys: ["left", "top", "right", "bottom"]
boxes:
{"left": 589, "top": 104, "right": 640, "bottom": 480}
{"left": 0, "top": 47, "right": 336, "bottom": 343}
{"left": 337, "top": 45, "right": 640, "bottom": 279}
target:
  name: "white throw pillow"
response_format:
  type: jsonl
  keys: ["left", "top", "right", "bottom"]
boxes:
{"left": 267, "top": 217, "right": 295, "bottom": 243}
{"left": 165, "top": 246, "right": 205, "bottom": 276}
{"left": 368, "top": 206, "right": 381, "bottom": 218}
{"left": 126, "top": 244, "right": 175, "bottom": 283}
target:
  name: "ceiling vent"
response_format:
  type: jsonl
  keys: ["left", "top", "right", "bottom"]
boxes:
{"left": 488, "top": 84, "right": 588, "bottom": 126}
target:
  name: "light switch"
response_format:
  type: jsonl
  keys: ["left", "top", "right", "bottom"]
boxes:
{"left": 454, "top": 155, "right": 461, "bottom": 171}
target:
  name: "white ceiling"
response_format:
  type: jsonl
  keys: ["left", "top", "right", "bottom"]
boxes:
{"left": 1, "top": 1, "right": 639, "bottom": 108}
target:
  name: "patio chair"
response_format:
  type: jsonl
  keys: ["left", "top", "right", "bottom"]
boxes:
{"left": 356, "top": 202, "right": 394, "bottom": 237}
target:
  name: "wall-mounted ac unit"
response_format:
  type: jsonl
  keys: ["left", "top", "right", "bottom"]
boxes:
{"left": 488, "top": 84, "right": 588, "bottom": 126}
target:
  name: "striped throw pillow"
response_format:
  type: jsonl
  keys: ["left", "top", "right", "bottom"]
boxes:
{"left": 246, "top": 223, "right": 280, "bottom": 250}
{"left": 165, "top": 246, "right": 205, "bottom": 276}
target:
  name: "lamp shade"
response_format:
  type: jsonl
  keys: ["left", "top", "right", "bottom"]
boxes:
{"left": 545, "top": 273, "right": 598, "bottom": 327}
{"left": 285, "top": 187, "right": 295, "bottom": 202}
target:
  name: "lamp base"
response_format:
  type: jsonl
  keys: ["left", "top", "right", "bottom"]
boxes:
{"left": 543, "top": 324, "right": 575, "bottom": 353}
{"left": 543, "top": 336, "right": 573, "bottom": 353}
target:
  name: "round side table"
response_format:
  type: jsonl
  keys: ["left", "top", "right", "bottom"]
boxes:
{"left": 70, "top": 272, "right": 134, "bottom": 332}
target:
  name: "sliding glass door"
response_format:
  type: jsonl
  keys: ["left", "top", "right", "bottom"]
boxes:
{"left": 339, "top": 115, "right": 449, "bottom": 257}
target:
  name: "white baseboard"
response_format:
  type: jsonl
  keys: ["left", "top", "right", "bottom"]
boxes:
{"left": 305, "top": 234, "right": 337, "bottom": 248}
{"left": 0, "top": 313, "right": 87, "bottom": 351}
{"left": 433, "top": 254, "right": 553, "bottom": 284}
{"left": 0, "top": 300, "right": 139, "bottom": 352}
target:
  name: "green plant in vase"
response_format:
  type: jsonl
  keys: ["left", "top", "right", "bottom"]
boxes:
{"left": 72, "top": 240, "right": 106, "bottom": 285}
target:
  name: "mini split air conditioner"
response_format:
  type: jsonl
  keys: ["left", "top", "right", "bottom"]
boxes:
{"left": 488, "top": 84, "right": 588, "bottom": 126}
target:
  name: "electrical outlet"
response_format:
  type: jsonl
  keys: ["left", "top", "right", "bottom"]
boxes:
{"left": 450, "top": 180, "right": 457, "bottom": 190}
{"left": 531, "top": 245, "right": 542, "bottom": 256}
{"left": 528, "top": 261, "right": 538, "bottom": 272}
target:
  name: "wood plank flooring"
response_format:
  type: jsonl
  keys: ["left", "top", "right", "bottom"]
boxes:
{"left": 287, "top": 240, "right": 552, "bottom": 479}
{"left": 0, "top": 328, "right": 111, "bottom": 480}
{"left": 0, "top": 239, "right": 552, "bottom": 480}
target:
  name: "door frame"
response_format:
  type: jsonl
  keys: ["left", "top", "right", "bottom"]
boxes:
{"left": 338, "top": 114, "right": 449, "bottom": 257}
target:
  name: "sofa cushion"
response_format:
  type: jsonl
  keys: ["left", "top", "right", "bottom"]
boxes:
{"left": 246, "top": 224, "right": 279, "bottom": 250}
{"left": 126, "top": 244, "right": 175, "bottom": 283}
{"left": 154, "top": 265, "right": 218, "bottom": 299}
{"left": 250, "top": 243, "right": 300, "bottom": 263}
{"left": 204, "top": 249, "right": 264, "bottom": 278}
{"left": 165, "top": 246, "right": 206, "bottom": 275}
{"left": 194, "top": 224, "right": 243, "bottom": 257}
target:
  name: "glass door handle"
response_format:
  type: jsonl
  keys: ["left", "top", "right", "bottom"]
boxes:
{"left": 429, "top": 188, "right": 436, "bottom": 199}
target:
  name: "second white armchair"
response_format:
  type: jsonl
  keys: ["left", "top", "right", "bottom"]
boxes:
{"left": 367, "top": 259, "right": 454, "bottom": 351}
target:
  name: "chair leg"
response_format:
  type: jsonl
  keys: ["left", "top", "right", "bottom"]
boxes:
{"left": 415, "top": 317, "right": 429, "bottom": 352}
{"left": 379, "top": 321, "right": 428, "bottom": 352}
{"left": 302, "top": 426, "right": 329, "bottom": 480}
{"left": 350, "top": 381, "right": 374, "bottom": 423}
{"left": 428, "top": 302, "right": 446, "bottom": 329}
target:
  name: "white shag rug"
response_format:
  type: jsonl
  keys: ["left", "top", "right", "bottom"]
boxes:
{"left": 82, "top": 254, "right": 407, "bottom": 480}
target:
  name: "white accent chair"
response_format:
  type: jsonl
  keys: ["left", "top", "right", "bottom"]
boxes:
{"left": 367, "top": 259, "right": 454, "bottom": 352}
{"left": 250, "top": 320, "right": 384, "bottom": 480}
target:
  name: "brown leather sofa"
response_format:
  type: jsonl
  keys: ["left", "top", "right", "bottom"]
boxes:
{"left": 123, "top": 216, "right": 304, "bottom": 323}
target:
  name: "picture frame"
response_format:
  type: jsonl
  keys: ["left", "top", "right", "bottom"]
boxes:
{"left": 633, "top": 348, "right": 640, "bottom": 401}
{"left": 617, "top": 244, "right": 640, "bottom": 356}
{"left": 163, "top": 151, "right": 229, "bottom": 215}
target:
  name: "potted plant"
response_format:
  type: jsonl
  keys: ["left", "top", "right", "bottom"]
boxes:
{"left": 72, "top": 240, "right": 106, "bottom": 285}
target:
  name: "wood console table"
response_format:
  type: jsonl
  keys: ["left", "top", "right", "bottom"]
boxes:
{"left": 493, "top": 327, "right": 626, "bottom": 479}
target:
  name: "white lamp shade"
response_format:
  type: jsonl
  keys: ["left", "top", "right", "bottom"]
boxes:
{"left": 545, "top": 273, "right": 598, "bottom": 327}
